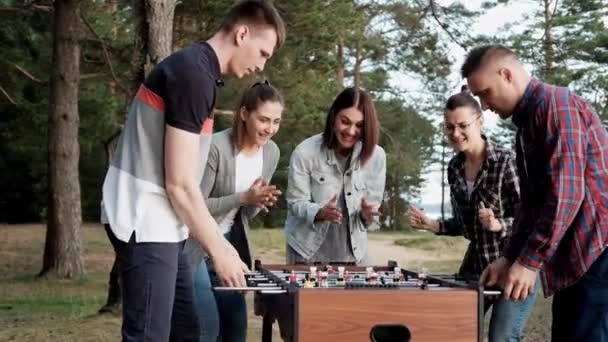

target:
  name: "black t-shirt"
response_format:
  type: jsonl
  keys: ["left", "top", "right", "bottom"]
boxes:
{"left": 144, "top": 42, "right": 222, "bottom": 134}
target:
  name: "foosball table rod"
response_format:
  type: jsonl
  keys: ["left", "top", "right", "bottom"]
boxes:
{"left": 214, "top": 286, "right": 286, "bottom": 294}
{"left": 483, "top": 289, "right": 501, "bottom": 296}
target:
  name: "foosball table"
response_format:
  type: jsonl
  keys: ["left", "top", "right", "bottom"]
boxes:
{"left": 232, "top": 260, "right": 500, "bottom": 342}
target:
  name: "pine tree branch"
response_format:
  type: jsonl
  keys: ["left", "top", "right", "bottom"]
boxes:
{"left": 427, "top": 0, "right": 466, "bottom": 49}
{"left": 214, "top": 109, "right": 233, "bottom": 116}
{"left": 11, "top": 62, "right": 43, "bottom": 83}
{"left": 80, "top": 11, "right": 131, "bottom": 98}
{"left": 80, "top": 73, "right": 106, "bottom": 80}
{"left": 0, "top": 85, "right": 17, "bottom": 105}
{"left": 0, "top": 4, "right": 52, "bottom": 12}
{"left": 537, "top": 0, "right": 560, "bottom": 44}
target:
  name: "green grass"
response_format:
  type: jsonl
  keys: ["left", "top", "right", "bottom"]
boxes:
{"left": 394, "top": 234, "right": 465, "bottom": 251}
{"left": 248, "top": 227, "right": 285, "bottom": 252}
{"left": 0, "top": 224, "right": 119, "bottom": 341}
{"left": 0, "top": 294, "right": 104, "bottom": 320}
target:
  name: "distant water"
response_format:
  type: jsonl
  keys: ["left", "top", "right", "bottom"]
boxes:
{"left": 411, "top": 202, "right": 452, "bottom": 220}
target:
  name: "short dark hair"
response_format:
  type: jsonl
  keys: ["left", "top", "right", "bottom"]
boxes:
{"left": 220, "top": 0, "right": 286, "bottom": 49}
{"left": 460, "top": 45, "right": 517, "bottom": 78}
{"left": 322, "top": 87, "right": 380, "bottom": 165}
{"left": 445, "top": 85, "right": 482, "bottom": 114}
{"left": 232, "top": 81, "right": 284, "bottom": 151}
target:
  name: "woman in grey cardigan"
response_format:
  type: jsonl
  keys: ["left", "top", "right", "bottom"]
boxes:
{"left": 285, "top": 87, "right": 386, "bottom": 264}
{"left": 187, "top": 81, "right": 283, "bottom": 342}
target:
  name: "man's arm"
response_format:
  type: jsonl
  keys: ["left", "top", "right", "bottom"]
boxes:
{"left": 502, "top": 132, "right": 529, "bottom": 261}
{"left": 164, "top": 125, "right": 247, "bottom": 287}
{"left": 517, "top": 96, "right": 586, "bottom": 270}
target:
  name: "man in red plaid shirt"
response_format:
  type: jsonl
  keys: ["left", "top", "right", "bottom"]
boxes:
{"left": 461, "top": 45, "right": 608, "bottom": 342}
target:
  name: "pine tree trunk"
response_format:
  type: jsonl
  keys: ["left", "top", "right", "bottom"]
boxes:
{"left": 354, "top": 41, "right": 362, "bottom": 89}
{"left": 129, "top": 0, "right": 147, "bottom": 94}
{"left": 336, "top": 39, "right": 345, "bottom": 87}
{"left": 109, "top": 0, "right": 118, "bottom": 39}
{"left": 41, "top": 0, "right": 84, "bottom": 278}
{"left": 143, "top": 0, "right": 177, "bottom": 75}
{"left": 542, "top": 0, "right": 556, "bottom": 82}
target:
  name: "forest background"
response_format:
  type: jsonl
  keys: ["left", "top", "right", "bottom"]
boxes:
{"left": 0, "top": 0, "right": 606, "bottom": 277}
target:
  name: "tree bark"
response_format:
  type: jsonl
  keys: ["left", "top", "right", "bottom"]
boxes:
{"left": 41, "top": 0, "right": 84, "bottom": 278}
{"left": 130, "top": 0, "right": 146, "bottom": 91}
{"left": 109, "top": 0, "right": 118, "bottom": 40}
{"left": 440, "top": 139, "right": 446, "bottom": 222}
{"left": 354, "top": 41, "right": 362, "bottom": 89}
{"left": 336, "top": 38, "right": 345, "bottom": 87}
{"left": 143, "top": 0, "right": 177, "bottom": 75}
{"left": 542, "top": 0, "right": 557, "bottom": 82}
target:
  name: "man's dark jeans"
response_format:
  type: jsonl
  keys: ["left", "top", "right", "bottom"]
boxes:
{"left": 100, "top": 224, "right": 121, "bottom": 312}
{"left": 552, "top": 247, "right": 608, "bottom": 342}
{"left": 108, "top": 228, "right": 200, "bottom": 342}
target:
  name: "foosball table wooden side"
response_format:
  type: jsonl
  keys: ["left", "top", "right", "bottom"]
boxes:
{"left": 296, "top": 289, "right": 479, "bottom": 342}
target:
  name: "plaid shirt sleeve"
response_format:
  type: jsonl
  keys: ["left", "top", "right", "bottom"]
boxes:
{"left": 438, "top": 216, "right": 464, "bottom": 236}
{"left": 496, "top": 151, "right": 520, "bottom": 234}
{"left": 517, "top": 92, "right": 587, "bottom": 270}
{"left": 438, "top": 160, "right": 465, "bottom": 236}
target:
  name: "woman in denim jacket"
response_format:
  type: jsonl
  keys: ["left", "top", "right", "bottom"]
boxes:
{"left": 185, "top": 81, "right": 283, "bottom": 342}
{"left": 284, "top": 87, "right": 386, "bottom": 264}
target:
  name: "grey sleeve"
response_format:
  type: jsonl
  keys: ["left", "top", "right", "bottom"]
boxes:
{"left": 200, "top": 143, "right": 241, "bottom": 216}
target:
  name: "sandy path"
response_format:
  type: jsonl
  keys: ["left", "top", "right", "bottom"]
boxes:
{"left": 366, "top": 234, "right": 464, "bottom": 267}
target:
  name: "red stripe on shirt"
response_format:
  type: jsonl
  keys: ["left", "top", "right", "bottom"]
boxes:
{"left": 201, "top": 117, "right": 214, "bottom": 135}
{"left": 136, "top": 85, "right": 165, "bottom": 112}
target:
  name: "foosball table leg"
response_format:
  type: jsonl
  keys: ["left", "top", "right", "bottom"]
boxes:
{"left": 262, "top": 314, "right": 273, "bottom": 342}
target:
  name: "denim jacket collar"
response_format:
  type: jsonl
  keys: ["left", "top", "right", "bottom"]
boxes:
{"left": 324, "top": 139, "right": 362, "bottom": 170}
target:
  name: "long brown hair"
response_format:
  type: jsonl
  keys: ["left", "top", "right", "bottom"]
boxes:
{"left": 322, "top": 87, "right": 379, "bottom": 165}
{"left": 232, "top": 81, "right": 284, "bottom": 151}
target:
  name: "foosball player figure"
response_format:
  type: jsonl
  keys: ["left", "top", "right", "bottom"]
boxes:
{"left": 365, "top": 266, "right": 374, "bottom": 282}
{"left": 326, "top": 265, "right": 334, "bottom": 275}
{"left": 417, "top": 267, "right": 429, "bottom": 290}
{"left": 289, "top": 270, "right": 298, "bottom": 284}
{"left": 319, "top": 271, "right": 329, "bottom": 288}
{"left": 303, "top": 273, "right": 315, "bottom": 288}
{"left": 344, "top": 270, "right": 352, "bottom": 283}
{"left": 309, "top": 266, "right": 317, "bottom": 286}
{"left": 368, "top": 272, "right": 378, "bottom": 285}
{"left": 336, "top": 266, "right": 346, "bottom": 286}
{"left": 393, "top": 266, "right": 403, "bottom": 283}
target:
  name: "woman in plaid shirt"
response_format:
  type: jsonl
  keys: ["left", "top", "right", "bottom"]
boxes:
{"left": 408, "top": 88, "right": 538, "bottom": 342}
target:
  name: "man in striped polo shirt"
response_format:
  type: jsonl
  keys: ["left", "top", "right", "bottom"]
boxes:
{"left": 101, "top": 1, "right": 285, "bottom": 341}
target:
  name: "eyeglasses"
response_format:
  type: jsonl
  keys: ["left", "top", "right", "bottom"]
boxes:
{"left": 251, "top": 79, "right": 270, "bottom": 88}
{"left": 444, "top": 115, "right": 481, "bottom": 134}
